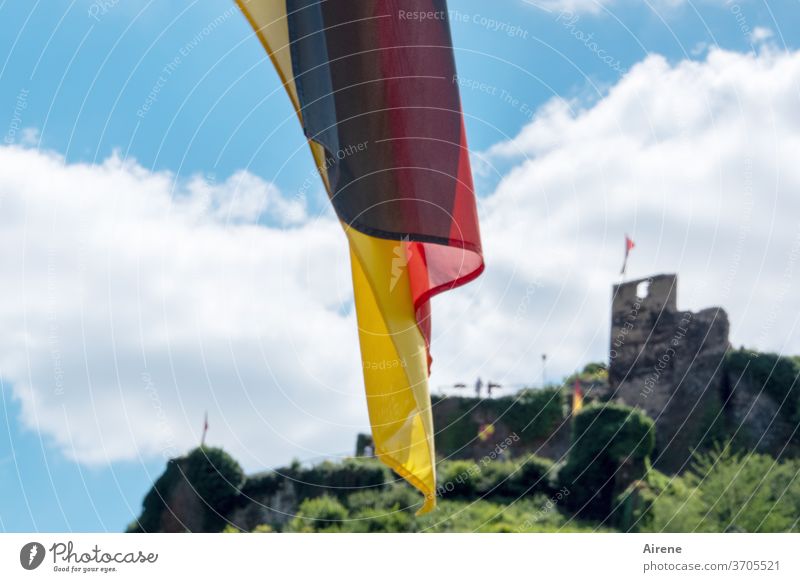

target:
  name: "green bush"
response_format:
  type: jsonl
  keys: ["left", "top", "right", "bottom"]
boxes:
{"left": 346, "top": 505, "right": 416, "bottom": 533}
{"left": 413, "top": 496, "right": 605, "bottom": 533}
{"left": 431, "top": 388, "right": 565, "bottom": 456}
{"left": 582, "top": 362, "right": 609, "bottom": 379}
{"left": 129, "top": 447, "right": 245, "bottom": 533}
{"left": 725, "top": 349, "right": 800, "bottom": 429}
{"left": 559, "top": 403, "right": 655, "bottom": 520}
{"left": 490, "top": 388, "right": 565, "bottom": 440}
{"left": 297, "top": 458, "right": 388, "bottom": 497}
{"left": 433, "top": 455, "right": 556, "bottom": 502}
{"left": 240, "top": 470, "right": 282, "bottom": 500}
{"left": 481, "top": 458, "right": 556, "bottom": 499}
{"left": 238, "top": 458, "right": 389, "bottom": 512}
{"left": 474, "top": 461, "right": 518, "bottom": 497}
{"left": 636, "top": 446, "right": 800, "bottom": 532}
{"left": 565, "top": 362, "right": 609, "bottom": 386}
{"left": 129, "top": 449, "right": 609, "bottom": 533}
{"left": 437, "top": 460, "right": 479, "bottom": 498}
{"left": 184, "top": 447, "right": 245, "bottom": 506}
{"left": 505, "top": 455, "right": 557, "bottom": 498}
{"left": 347, "top": 483, "right": 422, "bottom": 514}
{"left": 613, "top": 463, "right": 688, "bottom": 532}
{"left": 183, "top": 447, "right": 245, "bottom": 531}
{"left": 342, "top": 485, "right": 598, "bottom": 533}
{"left": 286, "top": 496, "right": 349, "bottom": 532}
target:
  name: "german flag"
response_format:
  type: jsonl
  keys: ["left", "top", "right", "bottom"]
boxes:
{"left": 236, "top": 0, "right": 483, "bottom": 512}
{"left": 572, "top": 378, "right": 584, "bottom": 415}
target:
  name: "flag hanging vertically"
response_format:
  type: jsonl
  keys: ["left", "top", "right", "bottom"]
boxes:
{"left": 477, "top": 423, "right": 495, "bottom": 442}
{"left": 235, "top": 0, "right": 484, "bottom": 513}
{"left": 620, "top": 234, "right": 635, "bottom": 276}
{"left": 572, "top": 378, "right": 584, "bottom": 415}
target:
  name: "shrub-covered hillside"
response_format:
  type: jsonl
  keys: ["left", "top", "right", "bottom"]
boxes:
{"left": 127, "top": 399, "right": 800, "bottom": 533}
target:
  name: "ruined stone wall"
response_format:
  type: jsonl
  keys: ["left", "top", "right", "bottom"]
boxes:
{"left": 608, "top": 274, "right": 730, "bottom": 473}
{"left": 723, "top": 353, "right": 800, "bottom": 459}
{"left": 430, "top": 392, "right": 572, "bottom": 463}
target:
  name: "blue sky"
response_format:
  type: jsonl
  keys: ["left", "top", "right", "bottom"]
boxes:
{"left": 1, "top": 0, "right": 799, "bottom": 532}
{"left": 4, "top": 0, "right": 795, "bottom": 188}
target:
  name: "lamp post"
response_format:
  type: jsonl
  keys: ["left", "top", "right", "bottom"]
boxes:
{"left": 541, "top": 353, "right": 547, "bottom": 387}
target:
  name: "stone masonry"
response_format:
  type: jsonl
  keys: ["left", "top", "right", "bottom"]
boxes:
{"left": 608, "top": 274, "right": 730, "bottom": 473}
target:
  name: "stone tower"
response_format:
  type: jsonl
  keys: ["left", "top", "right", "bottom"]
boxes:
{"left": 609, "top": 274, "right": 730, "bottom": 473}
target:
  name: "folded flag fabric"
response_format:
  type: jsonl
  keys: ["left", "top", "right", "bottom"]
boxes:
{"left": 236, "top": 0, "right": 484, "bottom": 513}
{"left": 572, "top": 378, "right": 584, "bottom": 415}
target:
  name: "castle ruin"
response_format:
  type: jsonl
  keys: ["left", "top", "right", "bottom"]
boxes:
{"left": 608, "top": 274, "right": 730, "bottom": 472}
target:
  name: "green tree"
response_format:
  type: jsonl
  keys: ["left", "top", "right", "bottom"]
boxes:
{"left": 641, "top": 446, "right": 800, "bottom": 532}
{"left": 286, "top": 496, "right": 349, "bottom": 532}
{"left": 559, "top": 403, "right": 655, "bottom": 520}
{"left": 183, "top": 447, "right": 245, "bottom": 531}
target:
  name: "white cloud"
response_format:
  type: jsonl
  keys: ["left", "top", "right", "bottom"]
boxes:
{"left": 522, "top": 0, "right": 724, "bottom": 15}
{"left": 749, "top": 26, "right": 774, "bottom": 45}
{"left": 0, "top": 148, "right": 363, "bottom": 470}
{"left": 521, "top": 0, "right": 612, "bottom": 14}
{"left": 428, "top": 46, "right": 800, "bottom": 393}
{"left": 19, "top": 127, "right": 40, "bottom": 147}
{"left": 3, "top": 45, "right": 800, "bottom": 472}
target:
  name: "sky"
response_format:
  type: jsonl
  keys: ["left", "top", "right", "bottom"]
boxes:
{"left": 1, "top": 0, "right": 799, "bottom": 532}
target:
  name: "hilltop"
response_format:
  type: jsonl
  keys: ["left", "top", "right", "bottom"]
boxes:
{"left": 126, "top": 274, "right": 800, "bottom": 532}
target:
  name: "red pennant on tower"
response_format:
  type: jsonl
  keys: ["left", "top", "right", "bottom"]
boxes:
{"left": 620, "top": 234, "right": 635, "bottom": 276}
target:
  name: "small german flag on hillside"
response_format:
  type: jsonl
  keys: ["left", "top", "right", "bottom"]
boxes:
{"left": 236, "top": 0, "right": 484, "bottom": 512}
{"left": 572, "top": 378, "right": 584, "bottom": 415}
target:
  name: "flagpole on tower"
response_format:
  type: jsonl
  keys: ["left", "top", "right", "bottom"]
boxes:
{"left": 201, "top": 411, "right": 208, "bottom": 448}
{"left": 620, "top": 234, "right": 635, "bottom": 282}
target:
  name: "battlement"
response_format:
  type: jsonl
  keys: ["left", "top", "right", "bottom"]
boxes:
{"left": 612, "top": 273, "right": 677, "bottom": 317}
